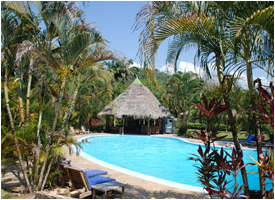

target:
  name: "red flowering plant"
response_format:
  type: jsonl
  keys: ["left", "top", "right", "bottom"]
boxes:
{"left": 192, "top": 94, "right": 228, "bottom": 132}
{"left": 253, "top": 79, "right": 274, "bottom": 131}
{"left": 190, "top": 95, "right": 249, "bottom": 198}
{"left": 189, "top": 130, "right": 248, "bottom": 199}
{"left": 250, "top": 79, "right": 274, "bottom": 198}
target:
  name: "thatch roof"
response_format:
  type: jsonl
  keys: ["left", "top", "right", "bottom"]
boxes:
{"left": 98, "top": 78, "right": 173, "bottom": 119}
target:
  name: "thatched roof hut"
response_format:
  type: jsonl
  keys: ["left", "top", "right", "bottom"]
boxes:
{"left": 98, "top": 78, "right": 173, "bottom": 119}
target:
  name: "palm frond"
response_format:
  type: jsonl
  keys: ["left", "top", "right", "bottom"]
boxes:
{"left": 230, "top": 6, "right": 274, "bottom": 41}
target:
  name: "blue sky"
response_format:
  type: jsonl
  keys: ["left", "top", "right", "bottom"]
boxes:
{"left": 78, "top": 1, "right": 272, "bottom": 88}
{"left": 79, "top": 1, "right": 196, "bottom": 68}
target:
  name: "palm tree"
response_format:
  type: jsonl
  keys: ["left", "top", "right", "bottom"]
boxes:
{"left": 71, "top": 65, "right": 114, "bottom": 129}
{"left": 136, "top": 1, "right": 274, "bottom": 196}
{"left": 214, "top": 2, "right": 274, "bottom": 196}
{"left": 165, "top": 71, "right": 203, "bottom": 125}
{"left": 2, "top": 1, "right": 128, "bottom": 192}
{"left": 1, "top": 5, "right": 35, "bottom": 192}
{"left": 134, "top": 1, "right": 252, "bottom": 196}
{"left": 104, "top": 59, "right": 138, "bottom": 83}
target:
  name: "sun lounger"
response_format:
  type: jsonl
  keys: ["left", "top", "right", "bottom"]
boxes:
{"left": 239, "top": 134, "right": 256, "bottom": 143}
{"left": 58, "top": 162, "right": 107, "bottom": 187}
{"left": 264, "top": 142, "right": 274, "bottom": 149}
{"left": 64, "top": 166, "right": 118, "bottom": 199}
{"left": 56, "top": 161, "right": 72, "bottom": 186}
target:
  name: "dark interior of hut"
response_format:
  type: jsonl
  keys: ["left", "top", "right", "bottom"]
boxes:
{"left": 104, "top": 116, "right": 164, "bottom": 135}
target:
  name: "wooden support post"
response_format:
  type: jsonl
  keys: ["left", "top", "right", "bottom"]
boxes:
{"left": 147, "top": 118, "right": 150, "bottom": 136}
{"left": 105, "top": 115, "right": 108, "bottom": 132}
{"left": 163, "top": 117, "right": 166, "bottom": 134}
{"left": 114, "top": 116, "right": 116, "bottom": 127}
{"left": 122, "top": 116, "right": 125, "bottom": 135}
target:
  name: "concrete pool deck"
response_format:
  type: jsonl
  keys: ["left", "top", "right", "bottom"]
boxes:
{"left": 63, "top": 133, "right": 206, "bottom": 199}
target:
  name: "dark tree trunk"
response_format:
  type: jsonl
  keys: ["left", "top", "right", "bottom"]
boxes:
{"left": 223, "top": 94, "right": 250, "bottom": 198}
{"left": 246, "top": 61, "right": 265, "bottom": 198}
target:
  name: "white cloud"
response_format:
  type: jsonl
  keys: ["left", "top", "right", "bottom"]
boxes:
{"left": 158, "top": 61, "right": 210, "bottom": 77}
{"left": 235, "top": 74, "right": 270, "bottom": 89}
{"left": 238, "top": 74, "right": 248, "bottom": 89}
{"left": 158, "top": 64, "right": 174, "bottom": 74}
{"left": 129, "top": 62, "right": 142, "bottom": 68}
{"left": 257, "top": 76, "right": 270, "bottom": 86}
{"left": 178, "top": 61, "right": 207, "bottom": 77}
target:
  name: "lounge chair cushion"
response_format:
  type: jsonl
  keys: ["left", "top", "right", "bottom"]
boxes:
{"left": 84, "top": 169, "right": 107, "bottom": 178}
{"left": 87, "top": 176, "right": 115, "bottom": 188}
{"left": 240, "top": 134, "right": 256, "bottom": 143}
{"left": 247, "top": 134, "right": 255, "bottom": 142}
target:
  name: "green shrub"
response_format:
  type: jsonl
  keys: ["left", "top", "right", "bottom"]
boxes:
{"left": 187, "top": 122, "right": 230, "bottom": 131}
{"left": 187, "top": 122, "right": 205, "bottom": 130}
{"left": 175, "top": 121, "right": 188, "bottom": 135}
{"left": 217, "top": 124, "right": 230, "bottom": 131}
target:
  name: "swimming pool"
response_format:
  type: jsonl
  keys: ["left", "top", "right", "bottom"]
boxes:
{"left": 76, "top": 135, "right": 271, "bottom": 192}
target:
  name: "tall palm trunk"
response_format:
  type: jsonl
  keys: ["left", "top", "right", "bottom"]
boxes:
{"left": 37, "top": 145, "right": 50, "bottom": 190}
{"left": 216, "top": 57, "right": 250, "bottom": 197}
{"left": 35, "top": 75, "right": 46, "bottom": 188}
{"left": 26, "top": 59, "right": 33, "bottom": 122}
{"left": 60, "top": 83, "right": 80, "bottom": 131}
{"left": 246, "top": 61, "right": 265, "bottom": 198}
{"left": 33, "top": 143, "right": 40, "bottom": 185}
{"left": 4, "top": 71, "right": 32, "bottom": 193}
{"left": 41, "top": 156, "right": 55, "bottom": 190}
{"left": 18, "top": 69, "right": 25, "bottom": 126}
{"left": 33, "top": 110, "right": 43, "bottom": 185}
{"left": 52, "top": 77, "right": 67, "bottom": 131}
{"left": 222, "top": 92, "right": 250, "bottom": 197}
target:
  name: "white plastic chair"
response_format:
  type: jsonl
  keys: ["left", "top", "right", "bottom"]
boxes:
{"left": 81, "top": 126, "right": 91, "bottom": 134}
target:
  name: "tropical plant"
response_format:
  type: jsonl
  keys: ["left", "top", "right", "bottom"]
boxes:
{"left": 222, "top": 3, "right": 274, "bottom": 195}
{"left": 248, "top": 148, "right": 274, "bottom": 199}
{"left": 71, "top": 65, "right": 114, "bottom": 128}
{"left": 104, "top": 59, "right": 138, "bottom": 83}
{"left": 134, "top": 2, "right": 274, "bottom": 196}
{"left": 253, "top": 79, "right": 274, "bottom": 130}
{"left": 165, "top": 71, "right": 204, "bottom": 125}
{"left": 192, "top": 94, "right": 227, "bottom": 132}
{"left": 1, "top": 1, "right": 127, "bottom": 193}
{"left": 189, "top": 130, "right": 247, "bottom": 199}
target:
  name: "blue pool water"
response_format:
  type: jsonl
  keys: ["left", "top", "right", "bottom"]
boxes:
{"left": 79, "top": 135, "right": 272, "bottom": 191}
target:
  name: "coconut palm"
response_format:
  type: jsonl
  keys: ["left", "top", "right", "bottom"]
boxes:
{"left": 1, "top": 4, "right": 36, "bottom": 192}
{"left": 165, "top": 71, "right": 204, "bottom": 125}
{"left": 134, "top": 1, "right": 252, "bottom": 196}
{"left": 104, "top": 59, "right": 139, "bottom": 83}
{"left": 213, "top": 2, "right": 274, "bottom": 196}
{"left": 2, "top": 1, "right": 128, "bottom": 192}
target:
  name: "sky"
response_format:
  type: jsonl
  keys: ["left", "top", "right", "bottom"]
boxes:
{"left": 78, "top": 1, "right": 272, "bottom": 88}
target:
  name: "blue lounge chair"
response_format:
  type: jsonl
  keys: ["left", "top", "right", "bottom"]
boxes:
{"left": 65, "top": 166, "right": 115, "bottom": 198}
{"left": 264, "top": 142, "right": 274, "bottom": 147}
{"left": 57, "top": 162, "right": 108, "bottom": 186}
{"left": 239, "top": 134, "right": 256, "bottom": 143}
